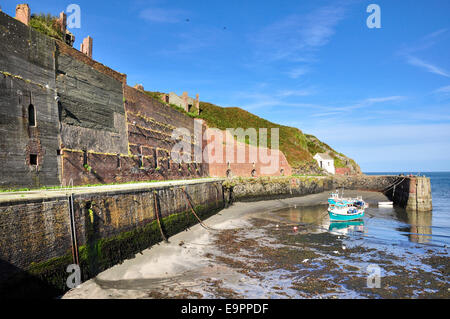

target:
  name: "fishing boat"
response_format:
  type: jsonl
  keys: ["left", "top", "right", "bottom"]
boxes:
{"left": 328, "top": 190, "right": 366, "bottom": 221}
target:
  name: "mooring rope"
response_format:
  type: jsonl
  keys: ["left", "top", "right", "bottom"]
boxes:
{"left": 153, "top": 191, "right": 168, "bottom": 242}
{"left": 382, "top": 177, "right": 406, "bottom": 193}
{"left": 181, "top": 187, "right": 216, "bottom": 231}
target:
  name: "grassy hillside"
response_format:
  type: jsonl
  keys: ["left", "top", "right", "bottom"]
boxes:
{"left": 305, "top": 134, "right": 361, "bottom": 174}
{"left": 198, "top": 102, "right": 313, "bottom": 168}
{"left": 144, "top": 93, "right": 360, "bottom": 174}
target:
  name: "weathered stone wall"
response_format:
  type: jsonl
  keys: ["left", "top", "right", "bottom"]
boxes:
{"left": 55, "top": 41, "right": 128, "bottom": 155}
{"left": 0, "top": 197, "right": 71, "bottom": 278}
{"left": 124, "top": 86, "right": 208, "bottom": 179}
{"left": 1, "top": 9, "right": 215, "bottom": 189}
{"left": 0, "top": 179, "right": 224, "bottom": 298}
{"left": 225, "top": 176, "right": 334, "bottom": 203}
{"left": 1, "top": 9, "right": 302, "bottom": 189}
{"left": 0, "top": 11, "right": 61, "bottom": 189}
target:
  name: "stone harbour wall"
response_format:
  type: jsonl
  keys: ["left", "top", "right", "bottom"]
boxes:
{"left": 0, "top": 179, "right": 224, "bottom": 298}
{"left": 226, "top": 175, "right": 432, "bottom": 211}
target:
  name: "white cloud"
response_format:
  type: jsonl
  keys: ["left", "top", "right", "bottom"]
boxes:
{"left": 287, "top": 67, "right": 309, "bottom": 79}
{"left": 140, "top": 7, "right": 188, "bottom": 23}
{"left": 434, "top": 85, "right": 450, "bottom": 93}
{"left": 400, "top": 29, "right": 448, "bottom": 55}
{"left": 277, "top": 88, "right": 315, "bottom": 97}
{"left": 252, "top": 4, "right": 347, "bottom": 62}
{"left": 398, "top": 29, "right": 449, "bottom": 78}
{"left": 315, "top": 95, "right": 406, "bottom": 114}
{"left": 406, "top": 56, "right": 450, "bottom": 77}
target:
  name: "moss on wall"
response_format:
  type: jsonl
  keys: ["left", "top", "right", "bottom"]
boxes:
{"left": 0, "top": 202, "right": 221, "bottom": 299}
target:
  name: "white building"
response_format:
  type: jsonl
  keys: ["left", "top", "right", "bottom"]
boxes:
{"left": 314, "top": 153, "right": 335, "bottom": 175}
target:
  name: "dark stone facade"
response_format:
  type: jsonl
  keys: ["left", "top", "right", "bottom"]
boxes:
{"left": 0, "top": 11, "right": 61, "bottom": 189}
{"left": 0, "top": 11, "right": 207, "bottom": 189}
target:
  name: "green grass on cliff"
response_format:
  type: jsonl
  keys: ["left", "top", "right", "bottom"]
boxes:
{"left": 143, "top": 91, "right": 358, "bottom": 172}
{"left": 305, "top": 134, "right": 361, "bottom": 172}
{"left": 29, "top": 14, "right": 65, "bottom": 42}
{"left": 197, "top": 102, "right": 313, "bottom": 168}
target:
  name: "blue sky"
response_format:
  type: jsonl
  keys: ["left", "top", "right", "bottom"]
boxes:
{"left": 2, "top": 0, "right": 450, "bottom": 172}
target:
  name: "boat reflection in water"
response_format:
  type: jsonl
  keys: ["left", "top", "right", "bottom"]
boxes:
{"left": 329, "top": 220, "right": 365, "bottom": 235}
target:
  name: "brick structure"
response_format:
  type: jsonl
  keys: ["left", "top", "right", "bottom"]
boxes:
{"left": 168, "top": 92, "right": 198, "bottom": 113}
{"left": 0, "top": 7, "right": 290, "bottom": 189}
{"left": 335, "top": 167, "right": 351, "bottom": 175}
{"left": 195, "top": 94, "right": 200, "bottom": 115}
{"left": 15, "top": 4, "right": 30, "bottom": 25}
{"left": 182, "top": 91, "right": 189, "bottom": 112}
{"left": 80, "top": 36, "right": 93, "bottom": 58}
{"left": 57, "top": 11, "right": 66, "bottom": 33}
{"left": 206, "top": 130, "right": 292, "bottom": 178}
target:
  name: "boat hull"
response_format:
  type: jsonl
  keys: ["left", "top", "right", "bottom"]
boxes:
{"left": 328, "top": 210, "right": 365, "bottom": 221}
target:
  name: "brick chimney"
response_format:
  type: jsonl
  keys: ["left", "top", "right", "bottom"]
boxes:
{"left": 58, "top": 11, "right": 67, "bottom": 34}
{"left": 182, "top": 92, "right": 189, "bottom": 112}
{"left": 80, "top": 36, "right": 93, "bottom": 58}
{"left": 15, "top": 4, "right": 30, "bottom": 26}
{"left": 195, "top": 94, "right": 200, "bottom": 115}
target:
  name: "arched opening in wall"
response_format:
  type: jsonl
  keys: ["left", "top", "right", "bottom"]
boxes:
{"left": 83, "top": 150, "right": 88, "bottom": 166}
{"left": 188, "top": 104, "right": 193, "bottom": 112}
{"left": 153, "top": 148, "right": 158, "bottom": 169}
{"left": 280, "top": 169, "right": 285, "bottom": 176}
{"left": 139, "top": 145, "right": 144, "bottom": 168}
{"left": 117, "top": 154, "right": 121, "bottom": 169}
{"left": 28, "top": 104, "right": 36, "bottom": 127}
{"left": 17, "top": 91, "right": 23, "bottom": 106}
{"left": 251, "top": 169, "right": 257, "bottom": 177}
{"left": 226, "top": 169, "right": 232, "bottom": 178}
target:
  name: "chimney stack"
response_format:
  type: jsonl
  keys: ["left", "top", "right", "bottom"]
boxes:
{"left": 195, "top": 94, "right": 200, "bottom": 115}
{"left": 182, "top": 92, "right": 189, "bottom": 112}
{"left": 80, "top": 36, "right": 93, "bottom": 58}
{"left": 58, "top": 11, "right": 67, "bottom": 34}
{"left": 15, "top": 4, "right": 30, "bottom": 26}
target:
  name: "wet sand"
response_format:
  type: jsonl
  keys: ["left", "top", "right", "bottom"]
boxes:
{"left": 63, "top": 191, "right": 449, "bottom": 299}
